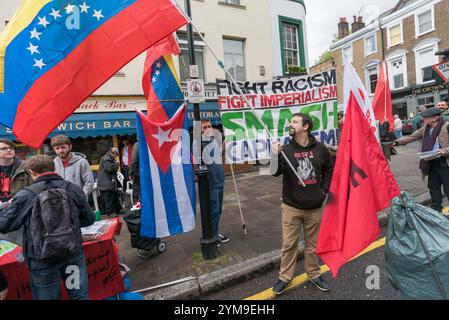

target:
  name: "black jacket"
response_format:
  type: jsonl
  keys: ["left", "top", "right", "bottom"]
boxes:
{"left": 97, "top": 152, "right": 120, "bottom": 191}
{"left": 0, "top": 174, "right": 95, "bottom": 265}
{"left": 271, "top": 136, "right": 333, "bottom": 210}
{"left": 129, "top": 142, "right": 140, "bottom": 200}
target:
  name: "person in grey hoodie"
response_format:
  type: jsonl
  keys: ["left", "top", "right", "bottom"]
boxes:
{"left": 51, "top": 135, "right": 94, "bottom": 198}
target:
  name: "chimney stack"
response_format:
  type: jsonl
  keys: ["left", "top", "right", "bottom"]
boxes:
{"left": 338, "top": 17, "right": 349, "bottom": 39}
{"left": 352, "top": 15, "right": 365, "bottom": 33}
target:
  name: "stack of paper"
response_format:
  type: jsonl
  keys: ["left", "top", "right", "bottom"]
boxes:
{"left": 418, "top": 151, "right": 441, "bottom": 161}
{"left": 81, "top": 220, "right": 112, "bottom": 241}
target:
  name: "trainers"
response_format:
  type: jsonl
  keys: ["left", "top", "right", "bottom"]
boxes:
{"left": 217, "top": 234, "right": 230, "bottom": 243}
{"left": 272, "top": 279, "right": 290, "bottom": 295}
{"left": 308, "top": 276, "right": 331, "bottom": 292}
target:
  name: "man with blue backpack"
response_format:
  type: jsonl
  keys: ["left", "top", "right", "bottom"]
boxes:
{"left": 0, "top": 155, "right": 95, "bottom": 300}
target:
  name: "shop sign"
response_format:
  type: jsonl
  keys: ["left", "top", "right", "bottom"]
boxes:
{"left": 75, "top": 98, "right": 147, "bottom": 113}
{"left": 411, "top": 84, "right": 446, "bottom": 96}
{"left": 182, "top": 84, "right": 217, "bottom": 101}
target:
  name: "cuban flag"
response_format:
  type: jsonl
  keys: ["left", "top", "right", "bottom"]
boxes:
{"left": 136, "top": 105, "right": 196, "bottom": 238}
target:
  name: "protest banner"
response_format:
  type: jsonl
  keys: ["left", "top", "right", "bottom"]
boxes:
{"left": 216, "top": 69, "right": 339, "bottom": 163}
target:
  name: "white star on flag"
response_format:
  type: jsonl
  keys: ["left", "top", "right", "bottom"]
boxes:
{"left": 27, "top": 43, "right": 40, "bottom": 55}
{"left": 156, "top": 62, "right": 162, "bottom": 68}
{"left": 65, "top": 4, "right": 75, "bottom": 14}
{"left": 37, "top": 16, "right": 50, "bottom": 28}
{"left": 49, "top": 8, "right": 62, "bottom": 20}
{"left": 33, "top": 58, "right": 46, "bottom": 70}
{"left": 153, "top": 127, "right": 172, "bottom": 148}
{"left": 92, "top": 9, "right": 104, "bottom": 21}
{"left": 155, "top": 70, "right": 161, "bottom": 76}
{"left": 30, "top": 28, "right": 42, "bottom": 40}
{"left": 152, "top": 77, "right": 157, "bottom": 82}
{"left": 79, "top": 2, "right": 90, "bottom": 13}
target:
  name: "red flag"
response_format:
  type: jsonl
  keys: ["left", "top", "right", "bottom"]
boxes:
{"left": 372, "top": 61, "right": 394, "bottom": 131}
{"left": 316, "top": 92, "right": 400, "bottom": 277}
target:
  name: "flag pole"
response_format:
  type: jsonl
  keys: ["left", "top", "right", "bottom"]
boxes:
{"left": 229, "top": 163, "right": 247, "bottom": 235}
{"left": 384, "top": 61, "right": 387, "bottom": 121}
{"left": 172, "top": 0, "right": 305, "bottom": 188}
{"left": 184, "top": 0, "right": 219, "bottom": 260}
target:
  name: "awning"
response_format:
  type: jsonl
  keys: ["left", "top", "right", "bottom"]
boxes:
{"left": 0, "top": 102, "right": 221, "bottom": 141}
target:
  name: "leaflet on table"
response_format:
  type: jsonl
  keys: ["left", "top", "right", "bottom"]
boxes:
{"left": 81, "top": 220, "right": 112, "bottom": 241}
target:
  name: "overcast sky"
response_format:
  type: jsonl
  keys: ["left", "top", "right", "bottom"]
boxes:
{"left": 306, "top": 0, "right": 397, "bottom": 66}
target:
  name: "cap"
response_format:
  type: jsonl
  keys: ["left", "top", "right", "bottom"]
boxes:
{"left": 420, "top": 107, "right": 442, "bottom": 118}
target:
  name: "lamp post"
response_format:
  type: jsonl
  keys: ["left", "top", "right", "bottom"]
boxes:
{"left": 184, "top": 0, "right": 219, "bottom": 260}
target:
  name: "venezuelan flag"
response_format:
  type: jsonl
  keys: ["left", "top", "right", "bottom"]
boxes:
{"left": 142, "top": 34, "right": 184, "bottom": 123}
{"left": 0, "top": 0, "right": 186, "bottom": 148}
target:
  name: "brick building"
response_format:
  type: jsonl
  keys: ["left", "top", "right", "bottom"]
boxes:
{"left": 329, "top": 0, "right": 449, "bottom": 119}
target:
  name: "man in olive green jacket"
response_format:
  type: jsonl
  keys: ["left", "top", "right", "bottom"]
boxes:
{"left": 0, "top": 138, "right": 33, "bottom": 243}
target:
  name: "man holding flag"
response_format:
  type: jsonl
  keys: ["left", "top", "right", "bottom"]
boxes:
{"left": 270, "top": 113, "right": 333, "bottom": 295}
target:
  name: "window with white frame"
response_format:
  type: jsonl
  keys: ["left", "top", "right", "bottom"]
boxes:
{"left": 415, "top": 8, "right": 434, "bottom": 37}
{"left": 365, "top": 35, "right": 377, "bottom": 56}
{"left": 177, "top": 33, "right": 206, "bottom": 82}
{"left": 282, "top": 23, "right": 299, "bottom": 69}
{"left": 365, "top": 62, "right": 379, "bottom": 95}
{"left": 223, "top": 38, "right": 246, "bottom": 81}
{"left": 388, "top": 24, "right": 402, "bottom": 47}
{"left": 388, "top": 54, "right": 407, "bottom": 90}
{"left": 343, "top": 45, "right": 352, "bottom": 63}
{"left": 414, "top": 40, "right": 439, "bottom": 84}
{"left": 179, "top": 47, "right": 205, "bottom": 82}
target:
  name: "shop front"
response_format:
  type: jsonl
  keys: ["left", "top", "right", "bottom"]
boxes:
{"left": 392, "top": 82, "right": 448, "bottom": 119}
{"left": 0, "top": 91, "right": 260, "bottom": 176}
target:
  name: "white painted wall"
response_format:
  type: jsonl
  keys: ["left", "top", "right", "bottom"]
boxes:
{"left": 173, "top": 0, "right": 273, "bottom": 84}
{"left": 0, "top": 0, "right": 21, "bottom": 33}
{"left": 269, "top": 0, "right": 308, "bottom": 77}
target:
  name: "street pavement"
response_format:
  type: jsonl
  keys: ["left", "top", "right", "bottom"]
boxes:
{"left": 114, "top": 141, "right": 436, "bottom": 299}
{"left": 202, "top": 228, "right": 402, "bottom": 300}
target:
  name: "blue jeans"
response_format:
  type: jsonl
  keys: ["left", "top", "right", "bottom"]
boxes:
{"left": 394, "top": 129, "right": 403, "bottom": 138}
{"left": 28, "top": 253, "right": 89, "bottom": 300}
{"left": 210, "top": 188, "right": 224, "bottom": 238}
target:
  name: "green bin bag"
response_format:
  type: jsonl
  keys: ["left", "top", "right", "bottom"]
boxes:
{"left": 385, "top": 192, "right": 449, "bottom": 300}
